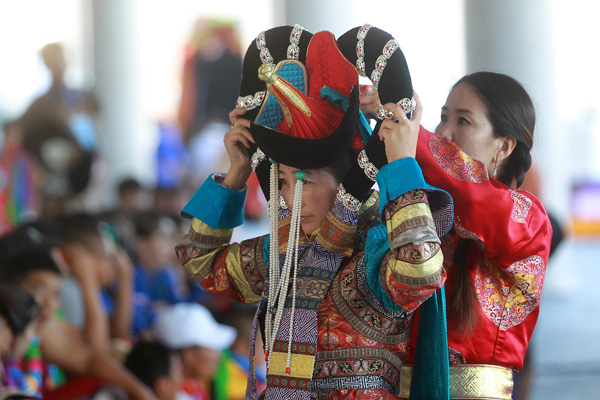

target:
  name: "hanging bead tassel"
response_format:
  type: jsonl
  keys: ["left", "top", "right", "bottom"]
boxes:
{"left": 265, "top": 168, "right": 304, "bottom": 375}
{"left": 265, "top": 161, "right": 280, "bottom": 369}
{"left": 285, "top": 173, "right": 303, "bottom": 375}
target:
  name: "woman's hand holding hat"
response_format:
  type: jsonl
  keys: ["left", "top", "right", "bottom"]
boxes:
{"left": 223, "top": 114, "right": 254, "bottom": 191}
{"left": 378, "top": 92, "right": 422, "bottom": 162}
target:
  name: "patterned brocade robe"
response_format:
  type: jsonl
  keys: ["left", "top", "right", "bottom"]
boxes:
{"left": 175, "top": 157, "right": 453, "bottom": 400}
{"left": 405, "top": 127, "right": 553, "bottom": 399}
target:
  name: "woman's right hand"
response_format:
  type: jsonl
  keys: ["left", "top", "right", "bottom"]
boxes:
{"left": 223, "top": 108, "right": 254, "bottom": 190}
{"left": 378, "top": 91, "right": 423, "bottom": 162}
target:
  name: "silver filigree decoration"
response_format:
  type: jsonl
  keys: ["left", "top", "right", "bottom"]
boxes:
{"left": 375, "top": 98, "right": 416, "bottom": 121}
{"left": 279, "top": 195, "right": 288, "bottom": 210}
{"left": 371, "top": 69, "right": 382, "bottom": 89}
{"left": 251, "top": 148, "right": 266, "bottom": 171}
{"left": 370, "top": 39, "right": 400, "bottom": 89}
{"left": 256, "top": 31, "right": 266, "bottom": 48}
{"left": 236, "top": 91, "right": 266, "bottom": 111}
{"left": 355, "top": 24, "right": 371, "bottom": 77}
{"left": 337, "top": 184, "right": 361, "bottom": 212}
{"left": 259, "top": 48, "right": 273, "bottom": 64}
{"left": 357, "top": 24, "right": 372, "bottom": 40}
{"left": 357, "top": 150, "right": 378, "bottom": 182}
{"left": 356, "top": 58, "right": 366, "bottom": 77}
{"left": 287, "top": 45, "right": 299, "bottom": 60}
{"left": 256, "top": 31, "right": 273, "bottom": 65}
{"left": 382, "top": 39, "right": 400, "bottom": 58}
{"left": 287, "top": 24, "right": 304, "bottom": 60}
{"left": 375, "top": 55, "right": 387, "bottom": 71}
{"left": 376, "top": 104, "right": 397, "bottom": 121}
{"left": 398, "top": 97, "right": 417, "bottom": 114}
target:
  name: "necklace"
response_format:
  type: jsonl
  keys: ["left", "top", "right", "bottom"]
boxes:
{"left": 264, "top": 163, "right": 304, "bottom": 375}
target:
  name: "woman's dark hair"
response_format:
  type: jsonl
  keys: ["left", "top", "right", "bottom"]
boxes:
{"left": 450, "top": 72, "right": 535, "bottom": 336}
{"left": 455, "top": 72, "right": 535, "bottom": 188}
{"left": 320, "top": 150, "right": 357, "bottom": 184}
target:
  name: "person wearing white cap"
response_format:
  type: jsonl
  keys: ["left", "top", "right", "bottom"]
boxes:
{"left": 153, "top": 303, "right": 236, "bottom": 400}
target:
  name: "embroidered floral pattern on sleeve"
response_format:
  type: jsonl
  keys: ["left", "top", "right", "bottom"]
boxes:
{"left": 475, "top": 254, "right": 545, "bottom": 330}
{"left": 509, "top": 189, "right": 533, "bottom": 224}
{"left": 429, "top": 134, "right": 489, "bottom": 183}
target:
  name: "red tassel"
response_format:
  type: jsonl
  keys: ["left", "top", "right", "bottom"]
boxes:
{"left": 285, "top": 367, "right": 291, "bottom": 374}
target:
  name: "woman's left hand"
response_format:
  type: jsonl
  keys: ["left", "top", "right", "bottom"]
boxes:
{"left": 378, "top": 92, "right": 423, "bottom": 162}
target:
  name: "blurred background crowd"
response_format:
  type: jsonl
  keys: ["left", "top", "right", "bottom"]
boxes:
{"left": 0, "top": 1, "right": 599, "bottom": 400}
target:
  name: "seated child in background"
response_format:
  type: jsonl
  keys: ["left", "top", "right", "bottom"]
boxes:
{"left": 152, "top": 303, "right": 236, "bottom": 400}
{"left": 132, "top": 212, "right": 187, "bottom": 337}
{"left": 124, "top": 341, "right": 189, "bottom": 400}
{"left": 0, "top": 223, "right": 156, "bottom": 400}
{"left": 0, "top": 283, "right": 40, "bottom": 397}
{"left": 59, "top": 213, "right": 134, "bottom": 353}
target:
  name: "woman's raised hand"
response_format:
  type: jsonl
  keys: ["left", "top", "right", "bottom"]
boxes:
{"left": 378, "top": 92, "right": 423, "bottom": 163}
{"left": 223, "top": 108, "right": 254, "bottom": 190}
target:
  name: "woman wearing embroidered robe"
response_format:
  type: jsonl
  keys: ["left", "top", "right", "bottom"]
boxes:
{"left": 176, "top": 26, "right": 452, "bottom": 400}
{"left": 362, "top": 72, "right": 552, "bottom": 399}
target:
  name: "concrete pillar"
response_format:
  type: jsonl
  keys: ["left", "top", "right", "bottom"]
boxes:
{"left": 465, "top": 0, "right": 569, "bottom": 220}
{"left": 91, "top": 0, "right": 154, "bottom": 206}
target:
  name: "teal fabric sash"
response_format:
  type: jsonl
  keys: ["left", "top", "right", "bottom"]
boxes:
{"left": 364, "top": 224, "right": 449, "bottom": 400}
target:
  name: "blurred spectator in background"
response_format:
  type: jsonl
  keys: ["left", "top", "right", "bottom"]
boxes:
{"left": 0, "top": 121, "right": 42, "bottom": 235}
{"left": 177, "top": 18, "right": 242, "bottom": 144}
{"left": 18, "top": 42, "right": 101, "bottom": 218}
{"left": 153, "top": 303, "right": 236, "bottom": 400}
{"left": 153, "top": 186, "right": 187, "bottom": 218}
{"left": 0, "top": 283, "right": 40, "bottom": 397}
{"left": 176, "top": 18, "right": 265, "bottom": 220}
{"left": 132, "top": 212, "right": 186, "bottom": 338}
{"left": 58, "top": 213, "right": 134, "bottom": 353}
{"left": 124, "top": 341, "right": 189, "bottom": 400}
{"left": 212, "top": 306, "right": 265, "bottom": 400}
{"left": 117, "top": 178, "right": 152, "bottom": 216}
{"left": 0, "top": 224, "right": 156, "bottom": 400}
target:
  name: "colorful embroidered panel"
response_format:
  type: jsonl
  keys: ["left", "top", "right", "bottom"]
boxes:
{"left": 429, "top": 134, "right": 489, "bottom": 183}
{"left": 475, "top": 254, "right": 545, "bottom": 330}
{"left": 509, "top": 189, "right": 533, "bottom": 224}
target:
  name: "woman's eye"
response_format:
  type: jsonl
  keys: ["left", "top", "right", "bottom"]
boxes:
{"left": 440, "top": 114, "right": 447, "bottom": 123}
{"left": 301, "top": 179, "right": 309, "bottom": 184}
{"left": 278, "top": 178, "right": 288, "bottom": 187}
{"left": 458, "top": 117, "right": 470, "bottom": 125}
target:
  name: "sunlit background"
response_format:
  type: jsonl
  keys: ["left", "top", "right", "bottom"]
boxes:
{"left": 1, "top": 0, "right": 599, "bottom": 398}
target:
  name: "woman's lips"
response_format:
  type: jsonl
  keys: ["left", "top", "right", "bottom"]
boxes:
{"left": 300, "top": 216, "right": 309, "bottom": 222}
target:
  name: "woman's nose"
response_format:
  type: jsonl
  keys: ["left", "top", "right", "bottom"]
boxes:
{"left": 437, "top": 125, "right": 453, "bottom": 140}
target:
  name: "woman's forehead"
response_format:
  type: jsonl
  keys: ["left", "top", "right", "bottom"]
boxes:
{"left": 279, "top": 164, "right": 320, "bottom": 176}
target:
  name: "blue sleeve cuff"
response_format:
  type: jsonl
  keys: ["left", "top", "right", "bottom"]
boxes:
{"left": 180, "top": 173, "right": 247, "bottom": 229}
{"left": 377, "top": 157, "right": 428, "bottom": 215}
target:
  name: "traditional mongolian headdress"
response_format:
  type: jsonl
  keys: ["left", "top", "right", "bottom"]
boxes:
{"left": 235, "top": 24, "right": 419, "bottom": 399}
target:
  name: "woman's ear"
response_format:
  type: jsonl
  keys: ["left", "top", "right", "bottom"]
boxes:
{"left": 497, "top": 136, "right": 517, "bottom": 163}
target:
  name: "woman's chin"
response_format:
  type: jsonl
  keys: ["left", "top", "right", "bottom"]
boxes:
{"left": 300, "top": 222, "right": 315, "bottom": 237}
